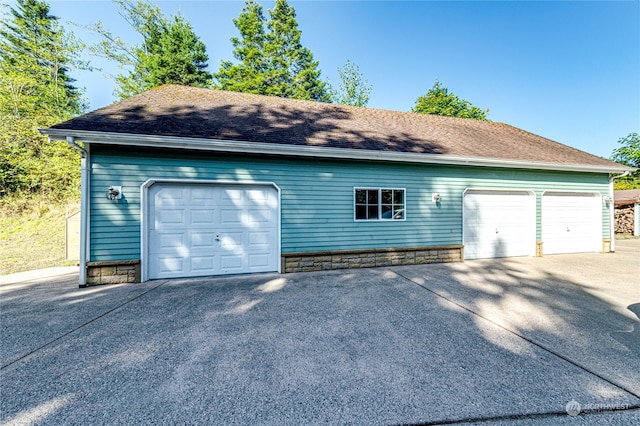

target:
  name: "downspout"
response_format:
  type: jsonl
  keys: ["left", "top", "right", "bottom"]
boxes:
{"left": 66, "top": 136, "right": 90, "bottom": 287}
{"left": 608, "top": 170, "right": 631, "bottom": 253}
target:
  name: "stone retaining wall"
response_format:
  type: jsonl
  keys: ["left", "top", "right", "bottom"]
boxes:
{"left": 282, "top": 246, "right": 463, "bottom": 273}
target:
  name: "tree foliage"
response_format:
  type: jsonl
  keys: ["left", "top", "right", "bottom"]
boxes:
{"left": 412, "top": 79, "right": 489, "bottom": 120}
{"left": 215, "top": 0, "right": 329, "bottom": 102}
{"left": 215, "top": 0, "right": 268, "bottom": 94}
{"left": 329, "top": 60, "right": 372, "bottom": 107}
{"left": 0, "top": 0, "right": 86, "bottom": 201}
{"left": 89, "top": 0, "right": 212, "bottom": 99}
{"left": 611, "top": 132, "right": 640, "bottom": 189}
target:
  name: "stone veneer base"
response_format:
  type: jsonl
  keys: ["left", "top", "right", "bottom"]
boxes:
{"left": 281, "top": 245, "right": 464, "bottom": 273}
{"left": 86, "top": 260, "right": 141, "bottom": 286}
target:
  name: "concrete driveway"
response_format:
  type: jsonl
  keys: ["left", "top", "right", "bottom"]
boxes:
{"left": 1, "top": 240, "right": 639, "bottom": 425}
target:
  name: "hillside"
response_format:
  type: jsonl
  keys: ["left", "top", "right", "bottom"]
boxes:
{"left": 0, "top": 199, "right": 78, "bottom": 275}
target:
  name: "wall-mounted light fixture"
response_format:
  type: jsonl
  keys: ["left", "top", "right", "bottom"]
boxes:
{"left": 107, "top": 186, "right": 122, "bottom": 200}
{"left": 603, "top": 195, "right": 613, "bottom": 205}
{"left": 432, "top": 193, "right": 441, "bottom": 203}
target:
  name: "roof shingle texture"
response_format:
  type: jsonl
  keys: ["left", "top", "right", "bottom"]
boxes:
{"left": 53, "top": 84, "right": 619, "bottom": 167}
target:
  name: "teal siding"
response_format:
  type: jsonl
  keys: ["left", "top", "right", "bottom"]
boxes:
{"left": 88, "top": 147, "right": 611, "bottom": 262}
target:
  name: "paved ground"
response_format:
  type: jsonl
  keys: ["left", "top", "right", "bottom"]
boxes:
{"left": 1, "top": 240, "right": 639, "bottom": 425}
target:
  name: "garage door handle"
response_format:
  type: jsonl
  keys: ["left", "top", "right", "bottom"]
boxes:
{"left": 215, "top": 234, "right": 220, "bottom": 241}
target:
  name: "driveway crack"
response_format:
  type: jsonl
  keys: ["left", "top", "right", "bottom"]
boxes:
{"left": 0, "top": 280, "right": 169, "bottom": 370}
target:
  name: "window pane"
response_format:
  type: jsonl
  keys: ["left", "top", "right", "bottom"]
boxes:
{"left": 367, "top": 205, "right": 378, "bottom": 219}
{"left": 381, "top": 205, "right": 393, "bottom": 219}
{"left": 381, "top": 189, "right": 392, "bottom": 204}
{"left": 355, "top": 190, "right": 366, "bottom": 204}
{"left": 394, "top": 208, "right": 404, "bottom": 219}
{"left": 355, "top": 205, "right": 367, "bottom": 219}
{"left": 394, "top": 190, "right": 404, "bottom": 204}
{"left": 367, "top": 190, "right": 378, "bottom": 204}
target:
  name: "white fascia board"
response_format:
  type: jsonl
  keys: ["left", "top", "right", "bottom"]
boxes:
{"left": 41, "top": 128, "right": 634, "bottom": 174}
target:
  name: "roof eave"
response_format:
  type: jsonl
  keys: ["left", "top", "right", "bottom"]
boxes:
{"left": 41, "top": 128, "right": 634, "bottom": 174}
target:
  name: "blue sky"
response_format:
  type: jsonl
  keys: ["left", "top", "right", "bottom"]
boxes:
{"left": 45, "top": 0, "right": 639, "bottom": 159}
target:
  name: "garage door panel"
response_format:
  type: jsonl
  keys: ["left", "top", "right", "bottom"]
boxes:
{"left": 191, "top": 232, "right": 215, "bottom": 248}
{"left": 155, "top": 256, "right": 185, "bottom": 276}
{"left": 190, "top": 210, "right": 215, "bottom": 225}
{"left": 249, "top": 231, "right": 271, "bottom": 247}
{"left": 249, "top": 253, "right": 270, "bottom": 268}
{"left": 148, "top": 183, "right": 279, "bottom": 280}
{"left": 221, "top": 210, "right": 242, "bottom": 224}
{"left": 156, "top": 210, "right": 185, "bottom": 227}
{"left": 220, "top": 254, "right": 243, "bottom": 270}
{"left": 191, "top": 256, "right": 215, "bottom": 272}
{"left": 155, "top": 232, "right": 185, "bottom": 250}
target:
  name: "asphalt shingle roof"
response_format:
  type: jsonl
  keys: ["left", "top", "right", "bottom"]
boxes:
{"left": 51, "top": 84, "right": 621, "bottom": 168}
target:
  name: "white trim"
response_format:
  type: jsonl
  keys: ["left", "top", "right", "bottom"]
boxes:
{"left": 635, "top": 203, "right": 640, "bottom": 237}
{"left": 42, "top": 129, "right": 633, "bottom": 174}
{"left": 463, "top": 188, "right": 536, "bottom": 196}
{"left": 140, "top": 178, "right": 281, "bottom": 282}
{"left": 540, "top": 190, "right": 602, "bottom": 197}
{"left": 66, "top": 137, "right": 90, "bottom": 287}
{"left": 609, "top": 180, "right": 616, "bottom": 252}
{"left": 353, "top": 187, "right": 407, "bottom": 222}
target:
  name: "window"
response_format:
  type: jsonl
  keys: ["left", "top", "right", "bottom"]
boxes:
{"left": 354, "top": 188, "right": 405, "bottom": 221}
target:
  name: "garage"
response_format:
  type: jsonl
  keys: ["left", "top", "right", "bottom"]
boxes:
{"left": 144, "top": 181, "right": 280, "bottom": 280}
{"left": 541, "top": 192, "right": 601, "bottom": 255}
{"left": 463, "top": 189, "right": 536, "bottom": 259}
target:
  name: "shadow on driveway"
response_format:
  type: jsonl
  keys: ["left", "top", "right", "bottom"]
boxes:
{"left": 1, "top": 241, "right": 639, "bottom": 425}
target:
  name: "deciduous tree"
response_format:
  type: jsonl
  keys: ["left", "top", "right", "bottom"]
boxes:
{"left": 412, "top": 79, "right": 488, "bottom": 120}
{"left": 329, "top": 60, "right": 372, "bottom": 107}
{"left": 611, "top": 132, "right": 640, "bottom": 189}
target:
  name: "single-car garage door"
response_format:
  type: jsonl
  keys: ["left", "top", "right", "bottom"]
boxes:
{"left": 541, "top": 192, "right": 601, "bottom": 255}
{"left": 147, "top": 182, "right": 279, "bottom": 280}
{"left": 463, "top": 189, "right": 535, "bottom": 259}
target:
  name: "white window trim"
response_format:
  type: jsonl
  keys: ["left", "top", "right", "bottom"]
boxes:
{"left": 353, "top": 187, "right": 406, "bottom": 222}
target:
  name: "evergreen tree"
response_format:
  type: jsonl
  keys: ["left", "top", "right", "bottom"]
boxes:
{"left": 90, "top": 0, "right": 212, "bottom": 99}
{"left": 329, "top": 60, "right": 372, "bottom": 107}
{"left": 216, "top": 0, "right": 329, "bottom": 102}
{"left": 143, "top": 15, "right": 212, "bottom": 88}
{"left": 0, "top": 0, "right": 85, "bottom": 119}
{"left": 0, "top": 0, "right": 86, "bottom": 200}
{"left": 413, "top": 79, "right": 489, "bottom": 121}
{"left": 215, "top": 0, "right": 268, "bottom": 94}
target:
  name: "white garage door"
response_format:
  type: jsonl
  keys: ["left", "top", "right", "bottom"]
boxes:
{"left": 542, "top": 192, "right": 601, "bottom": 255}
{"left": 463, "top": 190, "right": 535, "bottom": 259}
{"left": 148, "top": 183, "right": 279, "bottom": 280}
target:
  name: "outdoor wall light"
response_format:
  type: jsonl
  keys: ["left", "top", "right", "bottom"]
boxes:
{"left": 603, "top": 196, "right": 613, "bottom": 205}
{"left": 107, "top": 186, "right": 122, "bottom": 200}
{"left": 432, "top": 193, "right": 441, "bottom": 203}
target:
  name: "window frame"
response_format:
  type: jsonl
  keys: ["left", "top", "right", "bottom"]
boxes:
{"left": 353, "top": 187, "right": 406, "bottom": 222}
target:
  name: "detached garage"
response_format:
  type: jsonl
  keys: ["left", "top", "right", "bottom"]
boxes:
{"left": 41, "top": 85, "right": 633, "bottom": 286}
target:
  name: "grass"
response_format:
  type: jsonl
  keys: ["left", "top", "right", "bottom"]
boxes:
{"left": 0, "top": 197, "right": 79, "bottom": 276}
